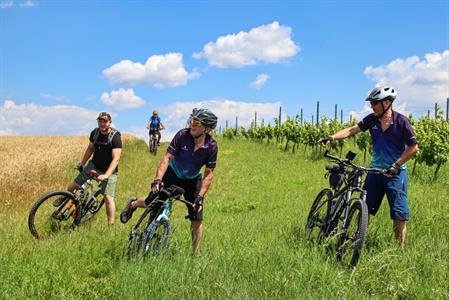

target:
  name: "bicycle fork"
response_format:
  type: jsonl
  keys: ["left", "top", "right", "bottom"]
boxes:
{"left": 339, "top": 188, "right": 366, "bottom": 233}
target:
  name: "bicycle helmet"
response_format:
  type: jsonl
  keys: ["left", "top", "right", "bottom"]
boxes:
{"left": 190, "top": 108, "right": 218, "bottom": 129}
{"left": 365, "top": 86, "right": 397, "bottom": 102}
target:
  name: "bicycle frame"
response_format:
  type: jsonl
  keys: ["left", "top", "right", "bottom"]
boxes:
{"left": 320, "top": 150, "right": 384, "bottom": 237}
{"left": 324, "top": 178, "right": 366, "bottom": 236}
{"left": 126, "top": 185, "right": 187, "bottom": 259}
{"left": 155, "top": 201, "right": 172, "bottom": 223}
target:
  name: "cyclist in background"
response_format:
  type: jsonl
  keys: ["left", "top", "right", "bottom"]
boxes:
{"left": 121, "top": 108, "right": 218, "bottom": 254}
{"left": 147, "top": 110, "right": 165, "bottom": 146}
{"left": 53, "top": 112, "right": 122, "bottom": 225}
{"left": 318, "top": 86, "right": 418, "bottom": 249}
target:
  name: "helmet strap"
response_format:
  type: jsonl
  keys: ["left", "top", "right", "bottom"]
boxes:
{"left": 379, "top": 101, "right": 393, "bottom": 118}
{"left": 193, "top": 132, "right": 205, "bottom": 140}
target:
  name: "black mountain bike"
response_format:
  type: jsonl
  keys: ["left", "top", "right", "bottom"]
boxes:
{"left": 126, "top": 185, "right": 190, "bottom": 259}
{"left": 149, "top": 131, "right": 158, "bottom": 155}
{"left": 28, "top": 167, "right": 105, "bottom": 239}
{"left": 305, "top": 150, "right": 386, "bottom": 267}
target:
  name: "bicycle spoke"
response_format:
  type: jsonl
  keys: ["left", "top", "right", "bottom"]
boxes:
{"left": 306, "top": 189, "right": 333, "bottom": 245}
{"left": 336, "top": 199, "right": 368, "bottom": 267}
{"left": 29, "top": 192, "right": 77, "bottom": 239}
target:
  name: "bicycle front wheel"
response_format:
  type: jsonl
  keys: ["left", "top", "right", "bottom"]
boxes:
{"left": 126, "top": 208, "right": 152, "bottom": 260}
{"left": 305, "top": 188, "right": 333, "bottom": 245}
{"left": 143, "top": 219, "right": 171, "bottom": 257}
{"left": 336, "top": 199, "right": 368, "bottom": 267}
{"left": 28, "top": 191, "right": 78, "bottom": 239}
{"left": 152, "top": 139, "right": 157, "bottom": 156}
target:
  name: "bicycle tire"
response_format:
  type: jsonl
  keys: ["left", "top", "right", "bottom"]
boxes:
{"left": 305, "top": 188, "right": 333, "bottom": 245}
{"left": 336, "top": 199, "right": 368, "bottom": 267}
{"left": 143, "top": 218, "right": 171, "bottom": 257}
{"left": 126, "top": 208, "right": 152, "bottom": 260}
{"left": 28, "top": 191, "right": 78, "bottom": 239}
{"left": 152, "top": 138, "right": 157, "bottom": 156}
{"left": 149, "top": 136, "right": 154, "bottom": 153}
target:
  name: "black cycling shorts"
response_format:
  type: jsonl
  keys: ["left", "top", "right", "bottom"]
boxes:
{"left": 145, "top": 166, "right": 203, "bottom": 221}
{"left": 149, "top": 129, "right": 159, "bottom": 135}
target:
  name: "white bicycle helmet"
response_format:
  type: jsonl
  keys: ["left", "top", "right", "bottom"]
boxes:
{"left": 365, "top": 86, "right": 397, "bottom": 102}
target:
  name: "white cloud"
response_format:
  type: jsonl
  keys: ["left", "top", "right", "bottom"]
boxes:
{"left": 364, "top": 50, "right": 449, "bottom": 113}
{"left": 40, "top": 93, "right": 69, "bottom": 102}
{"left": 155, "top": 99, "right": 282, "bottom": 141}
{"left": 193, "top": 21, "right": 300, "bottom": 68}
{"left": 0, "top": 1, "right": 13, "bottom": 8}
{"left": 103, "top": 52, "right": 200, "bottom": 88}
{"left": 0, "top": 100, "right": 102, "bottom": 135}
{"left": 100, "top": 88, "right": 145, "bottom": 110}
{"left": 250, "top": 74, "right": 270, "bottom": 89}
{"left": 20, "top": 0, "right": 35, "bottom": 7}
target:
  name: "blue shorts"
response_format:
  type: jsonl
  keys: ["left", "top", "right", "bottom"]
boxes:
{"left": 363, "top": 171, "right": 409, "bottom": 221}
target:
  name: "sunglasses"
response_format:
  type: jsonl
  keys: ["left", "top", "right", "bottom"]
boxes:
{"left": 370, "top": 101, "right": 381, "bottom": 106}
{"left": 191, "top": 118, "right": 203, "bottom": 127}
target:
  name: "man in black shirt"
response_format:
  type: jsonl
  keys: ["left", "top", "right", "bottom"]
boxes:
{"left": 53, "top": 112, "right": 122, "bottom": 225}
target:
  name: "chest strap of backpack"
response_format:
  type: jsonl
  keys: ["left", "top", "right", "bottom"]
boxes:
{"left": 93, "top": 128, "right": 118, "bottom": 147}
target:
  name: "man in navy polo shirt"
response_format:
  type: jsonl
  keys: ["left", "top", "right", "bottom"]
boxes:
{"left": 120, "top": 108, "right": 218, "bottom": 254}
{"left": 319, "top": 86, "right": 418, "bottom": 248}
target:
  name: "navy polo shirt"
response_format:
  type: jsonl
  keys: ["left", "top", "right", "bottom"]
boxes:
{"left": 357, "top": 111, "right": 417, "bottom": 169}
{"left": 167, "top": 128, "right": 218, "bottom": 179}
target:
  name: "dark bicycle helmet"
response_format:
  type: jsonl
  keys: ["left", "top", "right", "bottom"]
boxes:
{"left": 365, "top": 86, "right": 397, "bottom": 102}
{"left": 190, "top": 108, "right": 218, "bottom": 129}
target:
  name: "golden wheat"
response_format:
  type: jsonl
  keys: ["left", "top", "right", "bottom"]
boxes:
{"left": 0, "top": 134, "right": 136, "bottom": 211}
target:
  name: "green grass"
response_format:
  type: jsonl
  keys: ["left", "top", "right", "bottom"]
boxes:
{"left": 1, "top": 138, "right": 448, "bottom": 299}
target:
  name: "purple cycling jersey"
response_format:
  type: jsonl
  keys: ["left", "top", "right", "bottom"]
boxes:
{"left": 357, "top": 111, "right": 417, "bottom": 169}
{"left": 167, "top": 128, "right": 218, "bottom": 179}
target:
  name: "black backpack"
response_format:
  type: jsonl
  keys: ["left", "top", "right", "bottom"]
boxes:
{"left": 92, "top": 127, "right": 118, "bottom": 147}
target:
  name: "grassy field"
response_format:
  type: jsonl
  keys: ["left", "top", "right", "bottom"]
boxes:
{"left": 0, "top": 136, "right": 448, "bottom": 299}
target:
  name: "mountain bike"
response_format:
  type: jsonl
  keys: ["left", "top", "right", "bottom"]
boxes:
{"left": 28, "top": 167, "right": 105, "bottom": 239}
{"left": 125, "top": 185, "right": 189, "bottom": 259}
{"left": 149, "top": 130, "right": 158, "bottom": 155}
{"left": 305, "top": 150, "right": 386, "bottom": 267}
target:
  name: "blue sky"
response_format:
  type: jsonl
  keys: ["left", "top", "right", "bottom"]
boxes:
{"left": 1, "top": 0, "right": 448, "bottom": 140}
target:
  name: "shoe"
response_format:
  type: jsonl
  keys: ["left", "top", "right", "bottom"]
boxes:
{"left": 120, "top": 198, "right": 137, "bottom": 224}
{"left": 53, "top": 196, "right": 67, "bottom": 207}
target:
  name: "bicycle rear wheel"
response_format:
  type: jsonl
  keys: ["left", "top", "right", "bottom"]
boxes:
{"left": 143, "top": 219, "right": 171, "bottom": 257}
{"left": 305, "top": 188, "right": 333, "bottom": 245}
{"left": 28, "top": 191, "right": 78, "bottom": 239}
{"left": 126, "top": 208, "right": 152, "bottom": 260}
{"left": 336, "top": 199, "right": 368, "bottom": 267}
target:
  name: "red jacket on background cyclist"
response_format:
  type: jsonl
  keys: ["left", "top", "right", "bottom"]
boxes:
{"left": 121, "top": 108, "right": 218, "bottom": 254}
{"left": 53, "top": 112, "right": 122, "bottom": 225}
{"left": 147, "top": 110, "right": 165, "bottom": 145}
{"left": 319, "top": 86, "right": 418, "bottom": 249}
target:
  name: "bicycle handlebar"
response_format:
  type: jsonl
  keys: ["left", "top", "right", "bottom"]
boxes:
{"left": 74, "top": 166, "right": 108, "bottom": 182}
{"left": 153, "top": 185, "right": 193, "bottom": 206}
{"left": 323, "top": 150, "right": 386, "bottom": 174}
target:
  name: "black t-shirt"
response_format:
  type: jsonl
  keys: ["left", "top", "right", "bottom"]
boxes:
{"left": 89, "top": 129, "right": 122, "bottom": 172}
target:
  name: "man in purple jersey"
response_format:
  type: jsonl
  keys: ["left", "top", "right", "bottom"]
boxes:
{"left": 120, "top": 108, "right": 218, "bottom": 254}
{"left": 319, "top": 86, "right": 418, "bottom": 248}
